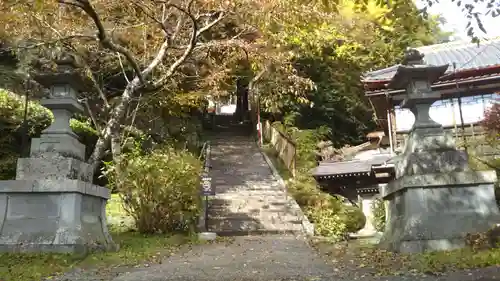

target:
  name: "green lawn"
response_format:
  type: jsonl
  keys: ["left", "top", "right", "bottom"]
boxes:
{"left": 0, "top": 194, "right": 198, "bottom": 281}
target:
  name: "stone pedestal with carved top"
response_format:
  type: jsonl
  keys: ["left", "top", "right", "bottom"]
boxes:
{"left": 0, "top": 72, "right": 116, "bottom": 253}
{"left": 378, "top": 51, "right": 499, "bottom": 253}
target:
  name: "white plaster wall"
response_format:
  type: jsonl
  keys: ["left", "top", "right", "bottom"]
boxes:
{"left": 395, "top": 93, "right": 499, "bottom": 132}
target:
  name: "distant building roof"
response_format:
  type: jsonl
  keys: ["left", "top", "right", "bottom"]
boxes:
{"left": 312, "top": 153, "right": 392, "bottom": 177}
{"left": 363, "top": 39, "right": 500, "bottom": 83}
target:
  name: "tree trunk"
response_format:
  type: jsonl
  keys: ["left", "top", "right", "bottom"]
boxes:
{"left": 88, "top": 78, "right": 140, "bottom": 173}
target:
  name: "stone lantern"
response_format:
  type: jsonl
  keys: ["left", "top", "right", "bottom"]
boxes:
{"left": 0, "top": 63, "right": 116, "bottom": 253}
{"left": 378, "top": 49, "right": 499, "bottom": 253}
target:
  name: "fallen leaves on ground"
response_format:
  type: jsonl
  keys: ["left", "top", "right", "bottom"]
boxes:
{"left": 312, "top": 238, "right": 500, "bottom": 278}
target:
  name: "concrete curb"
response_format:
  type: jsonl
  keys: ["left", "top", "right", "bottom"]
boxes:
{"left": 258, "top": 144, "right": 315, "bottom": 237}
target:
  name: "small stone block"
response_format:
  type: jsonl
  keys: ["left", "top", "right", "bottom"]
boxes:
{"left": 16, "top": 154, "right": 93, "bottom": 181}
{"left": 32, "top": 179, "right": 84, "bottom": 193}
{"left": 30, "top": 135, "right": 86, "bottom": 161}
{"left": 198, "top": 232, "right": 217, "bottom": 241}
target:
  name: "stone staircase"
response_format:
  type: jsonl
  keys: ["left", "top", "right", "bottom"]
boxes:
{"left": 205, "top": 115, "right": 307, "bottom": 235}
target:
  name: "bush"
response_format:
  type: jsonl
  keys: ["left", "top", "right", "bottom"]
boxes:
{"left": 0, "top": 89, "right": 52, "bottom": 179}
{"left": 372, "top": 198, "right": 386, "bottom": 232}
{"left": 269, "top": 121, "right": 365, "bottom": 239}
{"left": 341, "top": 205, "right": 366, "bottom": 233}
{"left": 105, "top": 146, "right": 202, "bottom": 234}
{"left": 309, "top": 208, "right": 348, "bottom": 240}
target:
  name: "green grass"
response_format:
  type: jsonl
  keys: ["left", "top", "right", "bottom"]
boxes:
{"left": 0, "top": 194, "right": 198, "bottom": 281}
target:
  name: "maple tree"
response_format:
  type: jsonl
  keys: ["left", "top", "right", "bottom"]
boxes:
{"left": 0, "top": 0, "right": 463, "bottom": 173}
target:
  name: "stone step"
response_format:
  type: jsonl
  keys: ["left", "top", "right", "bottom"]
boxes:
{"left": 208, "top": 216, "right": 304, "bottom": 235}
{"left": 208, "top": 211, "right": 303, "bottom": 220}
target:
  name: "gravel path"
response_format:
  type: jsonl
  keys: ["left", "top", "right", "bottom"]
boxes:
{"left": 112, "top": 235, "right": 336, "bottom": 281}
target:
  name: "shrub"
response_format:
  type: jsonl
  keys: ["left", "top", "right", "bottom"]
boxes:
{"left": 309, "top": 208, "right": 348, "bottom": 240}
{"left": 341, "top": 205, "right": 366, "bottom": 233}
{"left": 70, "top": 118, "right": 99, "bottom": 159}
{"left": 0, "top": 89, "right": 52, "bottom": 179}
{"left": 0, "top": 89, "right": 53, "bottom": 135}
{"left": 372, "top": 198, "right": 386, "bottom": 232}
{"left": 105, "top": 145, "right": 202, "bottom": 234}
{"left": 269, "top": 121, "right": 366, "bottom": 239}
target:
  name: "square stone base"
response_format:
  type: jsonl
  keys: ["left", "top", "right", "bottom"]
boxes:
{"left": 31, "top": 134, "right": 86, "bottom": 161}
{"left": 16, "top": 154, "right": 93, "bottom": 182}
{"left": 0, "top": 179, "right": 116, "bottom": 253}
{"left": 379, "top": 171, "right": 500, "bottom": 253}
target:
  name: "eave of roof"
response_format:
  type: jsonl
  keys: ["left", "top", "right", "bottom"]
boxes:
{"left": 365, "top": 71, "right": 500, "bottom": 96}
{"left": 362, "top": 39, "right": 500, "bottom": 91}
{"left": 312, "top": 154, "right": 393, "bottom": 178}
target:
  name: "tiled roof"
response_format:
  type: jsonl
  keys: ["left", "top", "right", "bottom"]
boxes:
{"left": 363, "top": 39, "right": 500, "bottom": 82}
{"left": 312, "top": 154, "right": 392, "bottom": 177}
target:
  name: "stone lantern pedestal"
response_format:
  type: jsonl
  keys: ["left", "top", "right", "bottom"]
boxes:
{"left": 0, "top": 71, "right": 116, "bottom": 253}
{"left": 379, "top": 50, "right": 499, "bottom": 253}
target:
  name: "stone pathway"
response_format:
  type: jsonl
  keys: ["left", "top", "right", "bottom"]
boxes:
{"left": 207, "top": 134, "right": 306, "bottom": 235}
{"left": 112, "top": 235, "right": 336, "bottom": 281}
{"left": 110, "top": 133, "right": 335, "bottom": 281}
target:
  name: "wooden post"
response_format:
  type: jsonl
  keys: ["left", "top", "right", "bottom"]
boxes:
{"left": 389, "top": 108, "right": 397, "bottom": 150}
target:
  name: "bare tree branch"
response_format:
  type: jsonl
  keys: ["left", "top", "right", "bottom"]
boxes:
{"left": 151, "top": 10, "right": 226, "bottom": 89}
{"left": 82, "top": 64, "right": 111, "bottom": 110}
{"left": 116, "top": 53, "right": 131, "bottom": 84}
{"left": 59, "top": 0, "right": 147, "bottom": 85}
{"left": 82, "top": 97, "right": 102, "bottom": 135}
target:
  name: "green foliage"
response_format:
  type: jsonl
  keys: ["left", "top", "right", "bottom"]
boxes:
{"left": 372, "top": 198, "right": 386, "bottom": 232}
{"left": 0, "top": 89, "right": 52, "bottom": 179}
{"left": 70, "top": 118, "right": 99, "bottom": 159}
{"left": 310, "top": 208, "right": 348, "bottom": 239}
{"left": 104, "top": 144, "right": 202, "bottom": 234}
{"left": 267, "top": 121, "right": 367, "bottom": 240}
{"left": 0, "top": 88, "right": 52, "bottom": 134}
{"left": 256, "top": 0, "right": 452, "bottom": 147}
{"left": 342, "top": 205, "right": 366, "bottom": 233}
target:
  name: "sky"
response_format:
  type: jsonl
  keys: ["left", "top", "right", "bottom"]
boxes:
{"left": 416, "top": 0, "right": 500, "bottom": 40}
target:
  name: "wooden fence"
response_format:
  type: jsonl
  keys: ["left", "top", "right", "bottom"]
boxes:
{"left": 262, "top": 120, "right": 297, "bottom": 177}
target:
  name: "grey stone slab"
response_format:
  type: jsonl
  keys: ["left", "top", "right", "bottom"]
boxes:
{"left": 30, "top": 135, "right": 86, "bottom": 161}
{"left": 0, "top": 180, "right": 34, "bottom": 192}
{"left": 0, "top": 179, "right": 110, "bottom": 199}
{"left": 17, "top": 155, "right": 93, "bottom": 182}
{"left": 7, "top": 194, "right": 60, "bottom": 219}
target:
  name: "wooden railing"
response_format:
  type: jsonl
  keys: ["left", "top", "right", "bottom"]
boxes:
{"left": 262, "top": 120, "right": 297, "bottom": 177}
